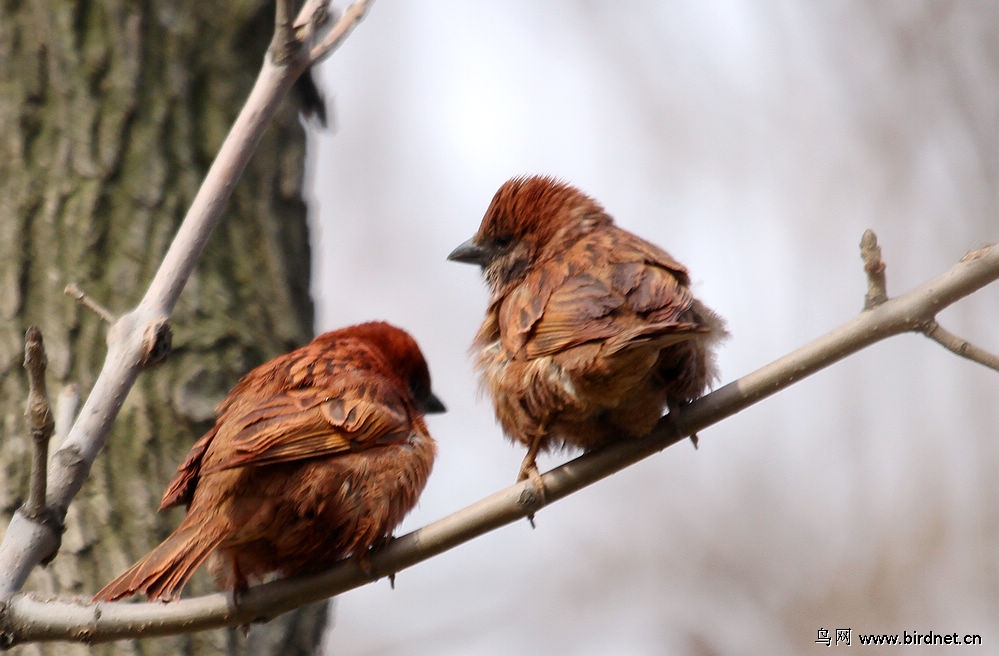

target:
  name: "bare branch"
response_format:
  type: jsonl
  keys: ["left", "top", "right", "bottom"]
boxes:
{"left": 1, "top": 240, "right": 995, "bottom": 646}
{"left": 139, "top": 68, "right": 299, "bottom": 321}
{"left": 293, "top": 0, "right": 333, "bottom": 45}
{"left": 64, "top": 284, "right": 116, "bottom": 324}
{"left": 53, "top": 385, "right": 80, "bottom": 445}
{"left": 860, "top": 229, "right": 888, "bottom": 309}
{"left": 308, "top": 0, "right": 374, "bottom": 64}
{"left": 920, "top": 320, "right": 999, "bottom": 372}
{"left": 860, "top": 232, "right": 999, "bottom": 370}
{"left": 271, "top": 0, "right": 301, "bottom": 65}
{"left": 22, "top": 328, "right": 54, "bottom": 523}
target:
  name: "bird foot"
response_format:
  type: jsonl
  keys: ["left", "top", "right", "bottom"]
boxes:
{"left": 517, "top": 458, "right": 546, "bottom": 528}
{"left": 368, "top": 536, "right": 399, "bottom": 588}
{"left": 355, "top": 543, "right": 398, "bottom": 587}
{"left": 355, "top": 551, "right": 378, "bottom": 582}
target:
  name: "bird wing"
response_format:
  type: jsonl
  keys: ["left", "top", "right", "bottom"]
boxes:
{"left": 201, "top": 377, "right": 413, "bottom": 473}
{"left": 159, "top": 377, "right": 412, "bottom": 508}
{"left": 506, "top": 232, "right": 707, "bottom": 360}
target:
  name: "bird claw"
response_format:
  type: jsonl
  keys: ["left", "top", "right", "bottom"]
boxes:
{"left": 231, "top": 584, "right": 251, "bottom": 636}
{"left": 356, "top": 552, "right": 377, "bottom": 582}
{"left": 517, "top": 458, "right": 546, "bottom": 528}
{"left": 355, "top": 541, "right": 400, "bottom": 587}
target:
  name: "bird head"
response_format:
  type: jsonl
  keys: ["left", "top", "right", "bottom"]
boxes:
{"left": 448, "top": 175, "right": 611, "bottom": 294}
{"left": 346, "top": 321, "right": 446, "bottom": 415}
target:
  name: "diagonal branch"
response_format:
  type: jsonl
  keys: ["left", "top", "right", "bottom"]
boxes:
{"left": 308, "top": 0, "right": 374, "bottom": 63}
{"left": 0, "top": 1, "right": 374, "bottom": 600}
{"left": 919, "top": 319, "right": 999, "bottom": 372}
{"left": 1, "top": 240, "right": 995, "bottom": 646}
{"left": 64, "top": 284, "right": 117, "bottom": 324}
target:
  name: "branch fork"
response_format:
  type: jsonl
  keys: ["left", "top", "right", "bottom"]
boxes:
{"left": 860, "top": 230, "right": 999, "bottom": 372}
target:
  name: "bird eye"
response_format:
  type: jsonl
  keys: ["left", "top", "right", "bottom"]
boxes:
{"left": 493, "top": 235, "right": 514, "bottom": 249}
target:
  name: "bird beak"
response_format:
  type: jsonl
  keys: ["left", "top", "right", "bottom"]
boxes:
{"left": 422, "top": 392, "right": 447, "bottom": 414}
{"left": 447, "top": 237, "right": 490, "bottom": 266}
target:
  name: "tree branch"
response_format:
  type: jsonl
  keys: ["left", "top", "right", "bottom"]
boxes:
{"left": 0, "top": 0, "right": 374, "bottom": 600}
{"left": 64, "top": 284, "right": 116, "bottom": 324}
{"left": 920, "top": 319, "right": 999, "bottom": 372}
{"left": 1, "top": 238, "right": 995, "bottom": 646}
{"left": 52, "top": 385, "right": 80, "bottom": 446}
{"left": 308, "top": 0, "right": 373, "bottom": 63}
{"left": 859, "top": 232, "right": 999, "bottom": 369}
{"left": 21, "top": 329, "right": 54, "bottom": 524}
{"left": 271, "top": 0, "right": 301, "bottom": 65}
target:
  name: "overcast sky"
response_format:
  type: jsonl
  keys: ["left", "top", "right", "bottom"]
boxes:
{"left": 306, "top": 2, "right": 998, "bottom": 654}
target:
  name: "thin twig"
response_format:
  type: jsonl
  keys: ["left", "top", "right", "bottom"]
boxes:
{"left": 1, "top": 241, "right": 996, "bottom": 646}
{"left": 860, "top": 229, "right": 888, "bottom": 309}
{"left": 294, "top": 0, "right": 332, "bottom": 45}
{"left": 863, "top": 233, "right": 999, "bottom": 370}
{"left": 53, "top": 385, "right": 81, "bottom": 445}
{"left": 920, "top": 320, "right": 999, "bottom": 372}
{"left": 64, "top": 284, "right": 116, "bottom": 324}
{"left": 22, "top": 328, "right": 54, "bottom": 523}
{"left": 308, "top": 0, "right": 373, "bottom": 63}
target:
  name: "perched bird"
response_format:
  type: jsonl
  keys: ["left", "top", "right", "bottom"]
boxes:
{"left": 449, "top": 175, "right": 725, "bottom": 491}
{"left": 94, "top": 321, "right": 445, "bottom": 602}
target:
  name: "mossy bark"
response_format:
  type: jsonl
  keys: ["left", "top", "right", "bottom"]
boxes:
{"left": 0, "top": 2, "right": 326, "bottom": 654}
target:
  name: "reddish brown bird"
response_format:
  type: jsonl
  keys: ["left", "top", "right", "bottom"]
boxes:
{"left": 94, "top": 321, "right": 444, "bottom": 602}
{"left": 449, "top": 175, "right": 725, "bottom": 490}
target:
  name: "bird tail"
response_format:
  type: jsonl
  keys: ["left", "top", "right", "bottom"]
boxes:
{"left": 93, "top": 517, "right": 227, "bottom": 602}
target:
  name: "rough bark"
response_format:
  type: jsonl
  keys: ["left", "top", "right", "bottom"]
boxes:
{"left": 0, "top": 2, "right": 325, "bottom": 654}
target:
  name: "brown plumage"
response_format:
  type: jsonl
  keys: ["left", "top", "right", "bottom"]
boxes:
{"left": 94, "top": 321, "right": 444, "bottom": 602}
{"left": 449, "top": 175, "right": 725, "bottom": 488}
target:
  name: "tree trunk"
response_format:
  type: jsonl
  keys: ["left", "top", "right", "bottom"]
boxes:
{"left": 0, "top": 2, "right": 326, "bottom": 654}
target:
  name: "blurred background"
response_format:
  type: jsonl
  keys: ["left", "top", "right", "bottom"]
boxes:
{"left": 307, "top": 2, "right": 998, "bottom": 654}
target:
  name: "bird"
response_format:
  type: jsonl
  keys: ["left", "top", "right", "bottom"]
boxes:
{"left": 448, "top": 175, "right": 725, "bottom": 495}
{"left": 93, "top": 321, "right": 445, "bottom": 602}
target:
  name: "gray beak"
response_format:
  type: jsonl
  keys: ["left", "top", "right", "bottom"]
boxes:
{"left": 422, "top": 391, "right": 447, "bottom": 414}
{"left": 447, "top": 237, "right": 490, "bottom": 266}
